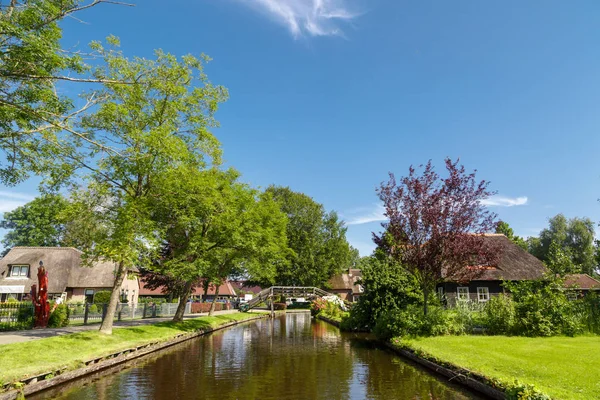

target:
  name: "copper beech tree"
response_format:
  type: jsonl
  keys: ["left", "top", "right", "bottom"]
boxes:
{"left": 374, "top": 158, "right": 501, "bottom": 315}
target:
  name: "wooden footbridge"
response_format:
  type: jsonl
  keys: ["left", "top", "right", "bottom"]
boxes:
{"left": 240, "top": 286, "right": 336, "bottom": 314}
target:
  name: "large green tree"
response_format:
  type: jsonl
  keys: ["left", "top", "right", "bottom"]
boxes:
{"left": 68, "top": 41, "right": 227, "bottom": 334}
{"left": 0, "top": 0, "right": 126, "bottom": 185}
{"left": 529, "top": 214, "right": 596, "bottom": 275}
{"left": 0, "top": 193, "right": 68, "bottom": 252}
{"left": 147, "top": 166, "right": 288, "bottom": 320}
{"left": 264, "top": 186, "right": 352, "bottom": 288}
{"left": 495, "top": 221, "right": 528, "bottom": 251}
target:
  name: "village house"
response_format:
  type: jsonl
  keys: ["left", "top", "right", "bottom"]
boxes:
{"left": 139, "top": 279, "right": 237, "bottom": 302}
{"left": 563, "top": 273, "right": 600, "bottom": 297}
{"left": 328, "top": 268, "right": 363, "bottom": 302}
{"left": 0, "top": 247, "right": 139, "bottom": 304}
{"left": 437, "top": 234, "right": 548, "bottom": 305}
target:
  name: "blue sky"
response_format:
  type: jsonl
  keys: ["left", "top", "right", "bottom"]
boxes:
{"left": 2, "top": 0, "right": 600, "bottom": 256}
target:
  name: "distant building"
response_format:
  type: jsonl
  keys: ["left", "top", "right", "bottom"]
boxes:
{"left": 139, "top": 279, "right": 237, "bottom": 302}
{"left": 564, "top": 274, "right": 600, "bottom": 297}
{"left": 0, "top": 247, "right": 139, "bottom": 303}
{"left": 230, "top": 280, "right": 263, "bottom": 296}
{"left": 437, "top": 234, "right": 547, "bottom": 305}
{"left": 328, "top": 268, "right": 363, "bottom": 302}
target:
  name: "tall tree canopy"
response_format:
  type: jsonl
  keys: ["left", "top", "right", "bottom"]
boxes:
{"left": 495, "top": 221, "right": 528, "bottom": 250}
{"left": 375, "top": 158, "right": 500, "bottom": 315}
{"left": 67, "top": 42, "right": 228, "bottom": 334}
{"left": 528, "top": 214, "right": 596, "bottom": 276}
{"left": 147, "top": 166, "right": 288, "bottom": 320}
{"left": 263, "top": 186, "right": 352, "bottom": 288}
{"left": 0, "top": 0, "right": 126, "bottom": 185}
{"left": 0, "top": 193, "right": 68, "bottom": 252}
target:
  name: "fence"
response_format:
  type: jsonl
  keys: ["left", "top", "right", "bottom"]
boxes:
{"left": 0, "top": 301, "right": 192, "bottom": 331}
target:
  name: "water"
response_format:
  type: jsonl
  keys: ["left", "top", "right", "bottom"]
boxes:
{"left": 32, "top": 313, "right": 484, "bottom": 399}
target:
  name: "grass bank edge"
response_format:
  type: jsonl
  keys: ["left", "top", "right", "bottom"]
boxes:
{"left": 0, "top": 312, "right": 267, "bottom": 386}
{"left": 394, "top": 335, "right": 600, "bottom": 400}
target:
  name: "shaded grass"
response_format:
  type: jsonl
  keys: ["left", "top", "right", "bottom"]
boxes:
{"left": 401, "top": 335, "right": 600, "bottom": 400}
{"left": 0, "top": 312, "right": 265, "bottom": 385}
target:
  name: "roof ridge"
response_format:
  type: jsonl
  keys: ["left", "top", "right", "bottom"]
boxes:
{"left": 12, "top": 246, "right": 83, "bottom": 253}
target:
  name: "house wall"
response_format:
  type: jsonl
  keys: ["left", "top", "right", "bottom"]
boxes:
{"left": 69, "top": 276, "right": 139, "bottom": 304}
{"left": 330, "top": 289, "right": 352, "bottom": 301}
{"left": 438, "top": 281, "right": 504, "bottom": 307}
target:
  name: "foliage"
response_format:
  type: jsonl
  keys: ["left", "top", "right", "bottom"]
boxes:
{"left": 529, "top": 214, "right": 596, "bottom": 276}
{"left": 286, "top": 302, "right": 310, "bottom": 309}
{"left": 92, "top": 291, "right": 111, "bottom": 305}
{"left": 483, "top": 294, "right": 515, "bottom": 335}
{"left": 505, "top": 382, "right": 551, "bottom": 400}
{"left": 375, "top": 158, "right": 500, "bottom": 315}
{"left": 263, "top": 186, "right": 352, "bottom": 288}
{"left": 310, "top": 298, "right": 328, "bottom": 317}
{"left": 504, "top": 279, "right": 584, "bottom": 337}
{"left": 343, "top": 251, "right": 421, "bottom": 331}
{"left": 272, "top": 303, "right": 287, "bottom": 310}
{"left": 0, "top": 194, "right": 69, "bottom": 253}
{"left": 48, "top": 304, "right": 69, "bottom": 328}
{"left": 495, "top": 221, "right": 528, "bottom": 251}
{"left": 0, "top": 0, "right": 118, "bottom": 185}
{"left": 88, "top": 304, "right": 99, "bottom": 314}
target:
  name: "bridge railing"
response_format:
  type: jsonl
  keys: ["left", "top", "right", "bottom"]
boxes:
{"left": 241, "top": 286, "right": 337, "bottom": 312}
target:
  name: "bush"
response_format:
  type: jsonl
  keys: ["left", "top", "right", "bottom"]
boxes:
{"left": 93, "top": 290, "right": 112, "bottom": 304}
{"left": 88, "top": 304, "right": 99, "bottom": 314}
{"left": 16, "top": 303, "right": 34, "bottom": 324}
{"left": 483, "top": 294, "right": 515, "bottom": 335}
{"left": 287, "top": 302, "right": 310, "bottom": 309}
{"left": 48, "top": 304, "right": 70, "bottom": 328}
{"left": 273, "top": 302, "right": 287, "bottom": 310}
{"left": 310, "top": 298, "right": 327, "bottom": 316}
{"left": 505, "top": 381, "right": 551, "bottom": 400}
{"left": 581, "top": 291, "right": 600, "bottom": 334}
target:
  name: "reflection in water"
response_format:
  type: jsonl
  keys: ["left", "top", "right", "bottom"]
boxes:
{"left": 33, "top": 313, "right": 483, "bottom": 400}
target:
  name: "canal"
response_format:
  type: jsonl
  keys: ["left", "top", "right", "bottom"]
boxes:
{"left": 32, "top": 313, "right": 484, "bottom": 399}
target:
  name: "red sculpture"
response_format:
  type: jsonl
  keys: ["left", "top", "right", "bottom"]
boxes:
{"left": 32, "top": 261, "right": 50, "bottom": 328}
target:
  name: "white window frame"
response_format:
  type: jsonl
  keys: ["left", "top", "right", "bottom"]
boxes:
{"left": 477, "top": 287, "right": 490, "bottom": 302}
{"left": 457, "top": 287, "right": 469, "bottom": 301}
{"left": 8, "top": 265, "right": 29, "bottom": 278}
{"left": 437, "top": 286, "right": 444, "bottom": 298}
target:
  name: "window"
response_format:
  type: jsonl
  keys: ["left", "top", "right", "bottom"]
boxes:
{"left": 457, "top": 287, "right": 469, "bottom": 301}
{"left": 477, "top": 287, "right": 490, "bottom": 302}
{"left": 85, "top": 289, "right": 95, "bottom": 304}
{"left": 8, "top": 265, "right": 29, "bottom": 278}
{"left": 437, "top": 286, "right": 444, "bottom": 299}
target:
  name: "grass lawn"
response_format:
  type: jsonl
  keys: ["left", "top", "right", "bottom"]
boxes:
{"left": 401, "top": 335, "right": 600, "bottom": 400}
{"left": 0, "top": 312, "right": 264, "bottom": 385}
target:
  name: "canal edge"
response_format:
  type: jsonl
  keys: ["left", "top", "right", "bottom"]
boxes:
{"left": 316, "top": 316, "right": 505, "bottom": 400}
{"left": 0, "top": 314, "right": 269, "bottom": 400}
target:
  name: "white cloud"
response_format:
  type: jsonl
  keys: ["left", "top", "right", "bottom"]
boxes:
{"left": 0, "top": 191, "right": 34, "bottom": 213}
{"left": 344, "top": 204, "right": 386, "bottom": 225}
{"left": 481, "top": 196, "right": 528, "bottom": 207}
{"left": 235, "top": 0, "right": 360, "bottom": 38}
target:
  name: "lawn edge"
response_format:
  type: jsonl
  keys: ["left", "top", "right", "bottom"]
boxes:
{"left": 0, "top": 313, "right": 268, "bottom": 400}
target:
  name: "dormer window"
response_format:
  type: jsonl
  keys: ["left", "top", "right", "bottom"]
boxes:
{"left": 8, "top": 265, "right": 29, "bottom": 278}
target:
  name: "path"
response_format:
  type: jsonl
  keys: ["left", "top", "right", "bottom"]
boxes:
{"left": 0, "top": 309, "right": 240, "bottom": 345}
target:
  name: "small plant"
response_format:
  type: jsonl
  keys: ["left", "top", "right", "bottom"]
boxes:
{"left": 48, "top": 304, "right": 70, "bottom": 328}
{"left": 93, "top": 291, "right": 111, "bottom": 305}
{"left": 506, "top": 380, "right": 551, "bottom": 400}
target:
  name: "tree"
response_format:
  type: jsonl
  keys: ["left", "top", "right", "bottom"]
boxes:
{"left": 529, "top": 214, "right": 596, "bottom": 276}
{"left": 495, "top": 221, "right": 528, "bottom": 250}
{"left": 260, "top": 186, "right": 352, "bottom": 288}
{"left": 0, "top": 0, "right": 128, "bottom": 186}
{"left": 545, "top": 241, "right": 577, "bottom": 276}
{"left": 68, "top": 42, "right": 227, "bottom": 334}
{"left": 0, "top": 193, "right": 69, "bottom": 252}
{"left": 148, "top": 166, "right": 288, "bottom": 320}
{"left": 375, "top": 158, "right": 500, "bottom": 315}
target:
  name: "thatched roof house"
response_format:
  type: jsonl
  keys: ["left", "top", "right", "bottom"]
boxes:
{"left": 139, "top": 278, "right": 237, "bottom": 301}
{"left": 0, "top": 247, "right": 139, "bottom": 303}
{"left": 328, "top": 268, "right": 363, "bottom": 302}
{"left": 564, "top": 274, "right": 600, "bottom": 292}
{"left": 438, "top": 234, "right": 548, "bottom": 305}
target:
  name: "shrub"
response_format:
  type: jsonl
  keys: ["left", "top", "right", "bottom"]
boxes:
{"left": 484, "top": 294, "right": 515, "bottom": 335}
{"left": 93, "top": 291, "right": 112, "bottom": 305}
{"left": 88, "top": 304, "right": 99, "bottom": 314}
{"left": 287, "top": 302, "right": 310, "bottom": 309}
{"left": 48, "top": 304, "right": 70, "bottom": 328}
{"left": 273, "top": 303, "right": 287, "bottom": 310}
{"left": 310, "top": 298, "right": 327, "bottom": 316}
{"left": 505, "top": 381, "right": 551, "bottom": 400}
{"left": 16, "top": 303, "right": 34, "bottom": 324}
{"left": 374, "top": 305, "right": 424, "bottom": 340}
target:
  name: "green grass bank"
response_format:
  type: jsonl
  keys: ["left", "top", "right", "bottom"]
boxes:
{"left": 400, "top": 335, "right": 600, "bottom": 400}
{"left": 0, "top": 312, "right": 265, "bottom": 386}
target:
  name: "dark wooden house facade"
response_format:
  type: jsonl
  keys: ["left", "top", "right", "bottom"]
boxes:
{"left": 436, "top": 234, "right": 547, "bottom": 306}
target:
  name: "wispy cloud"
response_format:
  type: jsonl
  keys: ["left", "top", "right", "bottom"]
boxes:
{"left": 343, "top": 204, "right": 386, "bottom": 225}
{"left": 481, "top": 195, "right": 528, "bottom": 207}
{"left": 0, "top": 191, "right": 34, "bottom": 213}
{"left": 235, "top": 0, "right": 360, "bottom": 38}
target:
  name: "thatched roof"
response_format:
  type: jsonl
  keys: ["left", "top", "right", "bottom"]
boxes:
{"left": 0, "top": 247, "right": 120, "bottom": 294}
{"left": 445, "top": 234, "right": 547, "bottom": 281}
{"left": 328, "top": 269, "right": 362, "bottom": 294}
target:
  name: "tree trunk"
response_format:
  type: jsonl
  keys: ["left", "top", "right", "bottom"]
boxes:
{"left": 423, "top": 285, "right": 429, "bottom": 316}
{"left": 99, "top": 261, "right": 126, "bottom": 335}
{"left": 172, "top": 281, "right": 193, "bottom": 323}
{"left": 208, "top": 284, "right": 220, "bottom": 316}
{"left": 202, "top": 280, "right": 209, "bottom": 302}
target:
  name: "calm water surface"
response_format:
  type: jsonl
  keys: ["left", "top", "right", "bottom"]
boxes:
{"left": 33, "top": 313, "right": 484, "bottom": 399}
